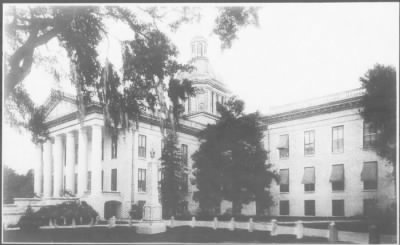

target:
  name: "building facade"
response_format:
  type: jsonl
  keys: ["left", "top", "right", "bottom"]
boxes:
{"left": 28, "top": 37, "right": 395, "bottom": 219}
{"left": 263, "top": 89, "right": 396, "bottom": 217}
{"left": 32, "top": 37, "right": 229, "bottom": 219}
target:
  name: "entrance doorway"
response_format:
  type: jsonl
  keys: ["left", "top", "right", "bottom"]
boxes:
{"left": 104, "top": 201, "right": 122, "bottom": 220}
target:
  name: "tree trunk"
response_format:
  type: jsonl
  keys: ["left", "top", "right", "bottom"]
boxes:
{"left": 5, "top": 28, "right": 58, "bottom": 100}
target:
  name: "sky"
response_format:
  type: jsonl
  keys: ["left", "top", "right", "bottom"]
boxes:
{"left": 3, "top": 2, "right": 399, "bottom": 174}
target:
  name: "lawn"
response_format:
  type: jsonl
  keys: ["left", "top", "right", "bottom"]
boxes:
{"left": 3, "top": 226, "right": 342, "bottom": 243}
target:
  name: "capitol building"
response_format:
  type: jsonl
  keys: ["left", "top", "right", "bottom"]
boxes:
{"left": 10, "top": 37, "right": 396, "bottom": 220}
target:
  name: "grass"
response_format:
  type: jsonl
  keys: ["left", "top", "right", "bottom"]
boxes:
{"left": 3, "top": 226, "right": 343, "bottom": 243}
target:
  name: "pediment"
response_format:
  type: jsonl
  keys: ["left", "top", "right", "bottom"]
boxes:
{"left": 45, "top": 97, "right": 78, "bottom": 122}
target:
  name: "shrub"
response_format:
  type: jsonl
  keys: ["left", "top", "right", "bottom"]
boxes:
{"left": 29, "top": 201, "right": 98, "bottom": 226}
{"left": 130, "top": 202, "right": 145, "bottom": 219}
{"left": 17, "top": 206, "right": 42, "bottom": 231}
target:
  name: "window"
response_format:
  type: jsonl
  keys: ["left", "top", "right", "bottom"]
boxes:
{"left": 74, "top": 173, "right": 78, "bottom": 194}
{"left": 279, "top": 169, "right": 289, "bottom": 193}
{"left": 363, "top": 122, "right": 377, "bottom": 149}
{"left": 332, "top": 126, "right": 344, "bottom": 153}
{"left": 138, "top": 135, "right": 146, "bottom": 158}
{"left": 363, "top": 199, "right": 376, "bottom": 216}
{"left": 302, "top": 167, "right": 315, "bottom": 192}
{"left": 278, "top": 134, "right": 289, "bottom": 159}
{"left": 111, "top": 169, "right": 117, "bottom": 191}
{"left": 138, "top": 168, "right": 146, "bottom": 192}
{"left": 330, "top": 164, "right": 345, "bottom": 191}
{"left": 304, "top": 200, "right": 315, "bottom": 216}
{"left": 332, "top": 200, "right": 345, "bottom": 216}
{"left": 280, "top": 200, "right": 290, "bottom": 215}
{"left": 181, "top": 144, "right": 188, "bottom": 166}
{"left": 332, "top": 182, "right": 344, "bottom": 191}
{"left": 87, "top": 171, "right": 91, "bottom": 191}
{"left": 304, "top": 184, "right": 315, "bottom": 192}
{"left": 101, "top": 170, "right": 104, "bottom": 191}
{"left": 101, "top": 137, "right": 104, "bottom": 160}
{"left": 361, "top": 162, "right": 378, "bottom": 190}
{"left": 111, "top": 135, "right": 118, "bottom": 159}
{"left": 304, "top": 130, "right": 315, "bottom": 155}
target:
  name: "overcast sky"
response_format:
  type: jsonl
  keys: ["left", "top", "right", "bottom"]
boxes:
{"left": 3, "top": 2, "right": 399, "bottom": 174}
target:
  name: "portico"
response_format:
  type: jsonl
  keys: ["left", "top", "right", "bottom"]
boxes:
{"left": 35, "top": 123, "right": 104, "bottom": 200}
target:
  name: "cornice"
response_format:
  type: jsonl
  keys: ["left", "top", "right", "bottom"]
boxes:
{"left": 45, "top": 105, "right": 202, "bottom": 137}
{"left": 262, "top": 96, "right": 362, "bottom": 126}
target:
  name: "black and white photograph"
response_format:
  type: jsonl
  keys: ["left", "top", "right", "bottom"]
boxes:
{"left": 2, "top": 2, "right": 399, "bottom": 244}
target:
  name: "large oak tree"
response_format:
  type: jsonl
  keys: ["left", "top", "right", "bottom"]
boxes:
{"left": 192, "top": 98, "right": 278, "bottom": 216}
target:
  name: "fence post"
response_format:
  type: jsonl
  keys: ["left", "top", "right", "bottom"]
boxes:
{"left": 368, "top": 224, "right": 380, "bottom": 244}
{"left": 213, "top": 217, "right": 218, "bottom": 230}
{"left": 248, "top": 218, "right": 254, "bottom": 232}
{"left": 229, "top": 217, "right": 235, "bottom": 231}
{"left": 191, "top": 216, "right": 196, "bottom": 228}
{"left": 170, "top": 216, "right": 175, "bottom": 228}
{"left": 270, "top": 219, "right": 278, "bottom": 236}
{"left": 108, "top": 216, "right": 116, "bottom": 228}
{"left": 328, "top": 222, "right": 338, "bottom": 243}
{"left": 49, "top": 218, "right": 54, "bottom": 228}
{"left": 295, "top": 220, "right": 303, "bottom": 239}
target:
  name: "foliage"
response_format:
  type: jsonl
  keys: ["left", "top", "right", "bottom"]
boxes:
{"left": 34, "top": 201, "right": 98, "bottom": 225}
{"left": 360, "top": 64, "right": 397, "bottom": 167}
{"left": 129, "top": 201, "right": 145, "bottom": 219}
{"left": 192, "top": 97, "right": 278, "bottom": 215}
{"left": 97, "top": 27, "right": 195, "bottom": 133}
{"left": 4, "top": 5, "right": 259, "bottom": 144}
{"left": 214, "top": 7, "right": 259, "bottom": 49}
{"left": 3, "top": 166, "right": 34, "bottom": 204}
{"left": 17, "top": 205, "right": 42, "bottom": 231}
{"left": 160, "top": 132, "right": 188, "bottom": 217}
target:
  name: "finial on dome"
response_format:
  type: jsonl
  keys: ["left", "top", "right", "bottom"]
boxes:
{"left": 191, "top": 36, "right": 207, "bottom": 59}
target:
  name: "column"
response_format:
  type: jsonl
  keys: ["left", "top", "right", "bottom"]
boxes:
{"left": 91, "top": 125, "right": 103, "bottom": 194}
{"left": 65, "top": 132, "right": 76, "bottom": 193}
{"left": 42, "top": 141, "right": 52, "bottom": 198}
{"left": 208, "top": 90, "right": 212, "bottom": 113}
{"left": 53, "top": 135, "right": 63, "bottom": 197}
{"left": 77, "top": 128, "right": 88, "bottom": 196}
{"left": 34, "top": 144, "right": 43, "bottom": 197}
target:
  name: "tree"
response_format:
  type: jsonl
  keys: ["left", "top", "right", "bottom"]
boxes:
{"left": 5, "top": 5, "right": 260, "bottom": 214}
{"left": 359, "top": 64, "right": 397, "bottom": 171}
{"left": 160, "top": 132, "right": 187, "bottom": 217}
{"left": 4, "top": 5, "right": 260, "bottom": 143}
{"left": 3, "top": 166, "right": 34, "bottom": 204}
{"left": 192, "top": 98, "right": 277, "bottom": 216}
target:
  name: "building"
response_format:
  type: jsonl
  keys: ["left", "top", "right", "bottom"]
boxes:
{"left": 12, "top": 37, "right": 395, "bottom": 221}
{"left": 30, "top": 36, "right": 229, "bottom": 219}
{"left": 263, "top": 89, "right": 396, "bottom": 217}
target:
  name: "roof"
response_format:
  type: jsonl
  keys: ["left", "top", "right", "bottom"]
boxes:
{"left": 262, "top": 88, "right": 365, "bottom": 125}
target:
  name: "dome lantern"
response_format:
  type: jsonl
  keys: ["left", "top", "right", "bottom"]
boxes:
{"left": 191, "top": 36, "right": 208, "bottom": 59}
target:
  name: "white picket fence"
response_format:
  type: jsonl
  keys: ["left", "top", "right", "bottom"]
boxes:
{"left": 4, "top": 216, "right": 396, "bottom": 244}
